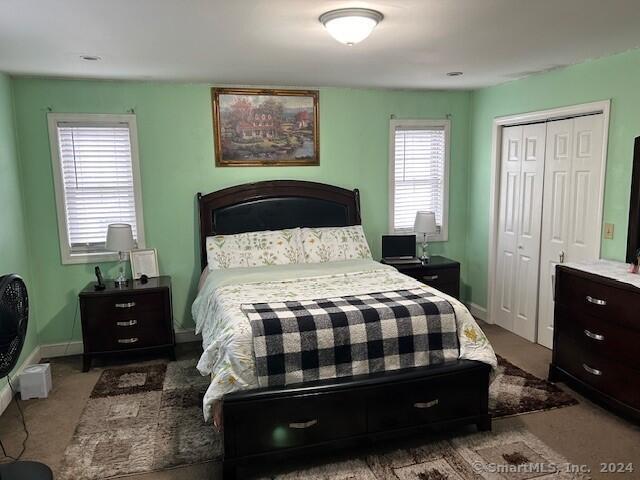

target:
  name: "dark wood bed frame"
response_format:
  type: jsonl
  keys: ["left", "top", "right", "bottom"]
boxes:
{"left": 197, "top": 180, "right": 491, "bottom": 479}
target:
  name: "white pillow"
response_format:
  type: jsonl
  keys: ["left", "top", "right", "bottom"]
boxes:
{"left": 206, "top": 228, "right": 303, "bottom": 270}
{"left": 300, "top": 225, "right": 372, "bottom": 263}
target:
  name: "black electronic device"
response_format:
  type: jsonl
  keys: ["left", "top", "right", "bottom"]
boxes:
{"left": 382, "top": 234, "right": 421, "bottom": 264}
{"left": 94, "top": 266, "right": 106, "bottom": 291}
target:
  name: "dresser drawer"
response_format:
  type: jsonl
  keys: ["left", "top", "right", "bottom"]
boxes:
{"left": 556, "top": 268, "right": 638, "bottom": 330}
{"left": 555, "top": 332, "right": 640, "bottom": 410}
{"left": 83, "top": 292, "right": 166, "bottom": 319}
{"left": 367, "top": 371, "right": 486, "bottom": 432}
{"left": 555, "top": 304, "right": 640, "bottom": 370}
{"left": 226, "top": 391, "right": 366, "bottom": 456}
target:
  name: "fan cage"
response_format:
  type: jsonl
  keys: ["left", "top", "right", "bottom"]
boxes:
{"left": 0, "top": 274, "right": 28, "bottom": 378}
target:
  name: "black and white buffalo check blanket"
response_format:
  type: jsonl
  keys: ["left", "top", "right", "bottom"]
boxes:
{"left": 241, "top": 288, "right": 459, "bottom": 387}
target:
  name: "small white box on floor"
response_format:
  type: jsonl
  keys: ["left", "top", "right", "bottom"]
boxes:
{"left": 19, "top": 363, "right": 52, "bottom": 400}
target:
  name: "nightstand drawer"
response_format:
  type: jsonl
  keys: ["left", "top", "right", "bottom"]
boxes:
{"left": 84, "top": 292, "right": 165, "bottom": 319}
{"left": 412, "top": 268, "right": 458, "bottom": 285}
{"left": 89, "top": 322, "right": 172, "bottom": 352}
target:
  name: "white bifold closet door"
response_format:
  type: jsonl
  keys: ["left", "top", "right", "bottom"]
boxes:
{"left": 537, "top": 114, "right": 605, "bottom": 348}
{"left": 494, "top": 123, "right": 546, "bottom": 341}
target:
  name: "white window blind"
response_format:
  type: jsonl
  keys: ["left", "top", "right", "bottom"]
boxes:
{"left": 49, "top": 114, "right": 144, "bottom": 263}
{"left": 390, "top": 121, "right": 449, "bottom": 238}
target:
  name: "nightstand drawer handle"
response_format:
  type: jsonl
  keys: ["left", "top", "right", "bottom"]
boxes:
{"left": 117, "top": 337, "right": 139, "bottom": 344}
{"left": 582, "top": 363, "right": 602, "bottom": 376}
{"left": 116, "top": 320, "right": 138, "bottom": 327}
{"left": 584, "top": 329, "right": 604, "bottom": 341}
{"left": 414, "top": 399, "right": 439, "bottom": 409}
{"left": 115, "top": 302, "right": 136, "bottom": 309}
{"left": 423, "top": 275, "right": 439, "bottom": 281}
{"left": 586, "top": 296, "right": 606, "bottom": 306}
{"left": 288, "top": 419, "right": 317, "bottom": 429}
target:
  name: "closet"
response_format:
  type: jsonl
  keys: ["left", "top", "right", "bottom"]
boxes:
{"left": 493, "top": 113, "right": 605, "bottom": 347}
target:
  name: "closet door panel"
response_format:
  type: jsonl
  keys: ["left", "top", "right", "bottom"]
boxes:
{"left": 513, "top": 123, "right": 546, "bottom": 342}
{"left": 495, "top": 126, "right": 522, "bottom": 332}
{"left": 538, "top": 119, "right": 573, "bottom": 348}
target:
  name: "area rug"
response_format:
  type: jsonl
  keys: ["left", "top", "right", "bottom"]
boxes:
{"left": 257, "top": 424, "right": 589, "bottom": 479}
{"left": 491, "top": 355, "right": 578, "bottom": 418}
{"left": 59, "top": 354, "right": 577, "bottom": 479}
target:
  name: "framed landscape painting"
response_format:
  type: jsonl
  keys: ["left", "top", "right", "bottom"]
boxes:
{"left": 212, "top": 87, "right": 319, "bottom": 167}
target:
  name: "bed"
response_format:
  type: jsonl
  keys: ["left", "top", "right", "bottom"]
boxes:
{"left": 193, "top": 180, "right": 496, "bottom": 479}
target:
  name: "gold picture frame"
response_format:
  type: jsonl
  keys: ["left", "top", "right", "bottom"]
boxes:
{"left": 212, "top": 87, "right": 319, "bottom": 167}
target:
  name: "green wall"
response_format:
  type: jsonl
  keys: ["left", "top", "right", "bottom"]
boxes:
{"left": 466, "top": 48, "right": 640, "bottom": 308}
{"left": 11, "top": 78, "right": 472, "bottom": 343}
{"left": 0, "top": 73, "right": 38, "bottom": 377}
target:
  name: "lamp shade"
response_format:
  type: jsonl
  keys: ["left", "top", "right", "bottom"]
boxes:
{"left": 105, "top": 223, "right": 135, "bottom": 252}
{"left": 414, "top": 211, "right": 437, "bottom": 235}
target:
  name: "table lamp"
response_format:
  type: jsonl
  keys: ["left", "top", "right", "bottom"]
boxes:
{"left": 414, "top": 211, "right": 437, "bottom": 263}
{"left": 105, "top": 223, "right": 135, "bottom": 288}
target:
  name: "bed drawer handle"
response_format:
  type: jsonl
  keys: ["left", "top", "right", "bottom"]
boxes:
{"left": 116, "top": 319, "right": 138, "bottom": 327}
{"left": 586, "top": 296, "right": 606, "bottom": 306}
{"left": 288, "top": 419, "right": 317, "bottom": 429}
{"left": 115, "top": 302, "right": 136, "bottom": 309}
{"left": 582, "top": 364, "right": 602, "bottom": 376}
{"left": 117, "top": 337, "right": 139, "bottom": 344}
{"left": 414, "top": 399, "right": 439, "bottom": 409}
{"left": 584, "top": 329, "right": 604, "bottom": 341}
{"left": 422, "top": 275, "right": 439, "bottom": 281}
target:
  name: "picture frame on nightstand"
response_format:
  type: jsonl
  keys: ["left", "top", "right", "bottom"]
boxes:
{"left": 130, "top": 248, "right": 159, "bottom": 279}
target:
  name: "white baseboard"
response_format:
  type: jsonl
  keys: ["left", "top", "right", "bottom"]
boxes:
{"left": 465, "top": 302, "right": 488, "bottom": 322}
{"left": 0, "top": 346, "right": 42, "bottom": 415}
{"left": 175, "top": 328, "right": 201, "bottom": 344}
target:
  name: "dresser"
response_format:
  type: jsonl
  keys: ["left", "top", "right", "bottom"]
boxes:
{"left": 550, "top": 263, "right": 640, "bottom": 421}
{"left": 381, "top": 256, "right": 460, "bottom": 299}
{"left": 79, "top": 276, "right": 175, "bottom": 371}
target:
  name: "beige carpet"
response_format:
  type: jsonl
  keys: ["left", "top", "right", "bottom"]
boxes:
{"left": 54, "top": 351, "right": 576, "bottom": 479}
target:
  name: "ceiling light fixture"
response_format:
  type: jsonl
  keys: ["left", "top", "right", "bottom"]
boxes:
{"left": 80, "top": 55, "right": 101, "bottom": 61}
{"left": 319, "top": 8, "right": 383, "bottom": 46}
{"left": 446, "top": 71, "right": 463, "bottom": 77}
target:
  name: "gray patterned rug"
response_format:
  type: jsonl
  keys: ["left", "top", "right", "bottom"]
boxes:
{"left": 59, "top": 355, "right": 577, "bottom": 479}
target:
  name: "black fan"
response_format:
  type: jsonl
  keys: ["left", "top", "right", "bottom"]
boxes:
{"left": 0, "top": 274, "right": 52, "bottom": 480}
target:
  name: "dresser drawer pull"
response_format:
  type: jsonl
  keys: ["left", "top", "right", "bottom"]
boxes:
{"left": 288, "top": 419, "right": 317, "bottom": 429}
{"left": 414, "top": 399, "right": 439, "bottom": 409}
{"left": 116, "top": 319, "right": 138, "bottom": 327}
{"left": 586, "top": 296, "right": 606, "bottom": 306}
{"left": 115, "top": 302, "right": 136, "bottom": 309}
{"left": 117, "top": 337, "right": 139, "bottom": 344}
{"left": 582, "top": 364, "right": 602, "bottom": 376}
{"left": 422, "top": 275, "right": 439, "bottom": 281}
{"left": 584, "top": 329, "right": 604, "bottom": 341}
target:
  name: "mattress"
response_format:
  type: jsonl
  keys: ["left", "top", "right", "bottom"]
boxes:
{"left": 192, "top": 259, "right": 497, "bottom": 421}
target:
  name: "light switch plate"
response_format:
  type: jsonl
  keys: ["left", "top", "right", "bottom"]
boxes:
{"left": 604, "top": 223, "right": 615, "bottom": 240}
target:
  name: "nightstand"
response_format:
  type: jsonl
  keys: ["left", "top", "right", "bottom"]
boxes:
{"left": 382, "top": 256, "right": 460, "bottom": 299}
{"left": 79, "top": 275, "right": 176, "bottom": 371}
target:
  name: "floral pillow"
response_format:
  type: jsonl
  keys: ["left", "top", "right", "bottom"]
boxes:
{"left": 301, "top": 225, "right": 372, "bottom": 263}
{"left": 206, "top": 228, "right": 303, "bottom": 270}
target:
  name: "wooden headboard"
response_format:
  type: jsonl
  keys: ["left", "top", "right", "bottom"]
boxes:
{"left": 197, "top": 180, "right": 361, "bottom": 269}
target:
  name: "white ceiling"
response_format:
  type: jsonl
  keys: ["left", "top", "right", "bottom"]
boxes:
{"left": 2, "top": 0, "right": 640, "bottom": 89}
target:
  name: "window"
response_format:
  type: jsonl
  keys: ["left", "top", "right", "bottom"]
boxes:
{"left": 48, "top": 113, "right": 145, "bottom": 264}
{"left": 389, "top": 119, "right": 450, "bottom": 241}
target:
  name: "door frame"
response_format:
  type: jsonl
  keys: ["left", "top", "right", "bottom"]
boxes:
{"left": 487, "top": 100, "right": 611, "bottom": 329}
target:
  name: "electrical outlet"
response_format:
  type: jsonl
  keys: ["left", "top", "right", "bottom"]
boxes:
{"left": 604, "top": 223, "right": 615, "bottom": 240}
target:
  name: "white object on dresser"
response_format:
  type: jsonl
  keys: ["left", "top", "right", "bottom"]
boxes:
{"left": 19, "top": 363, "right": 52, "bottom": 400}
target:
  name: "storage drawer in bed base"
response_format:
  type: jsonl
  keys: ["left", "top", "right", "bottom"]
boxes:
{"left": 222, "top": 359, "right": 491, "bottom": 479}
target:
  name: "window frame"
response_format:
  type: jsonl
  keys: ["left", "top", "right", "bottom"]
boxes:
{"left": 47, "top": 113, "right": 146, "bottom": 265}
{"left": 388, "top": 118, "right": 450, "bottom": 242}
